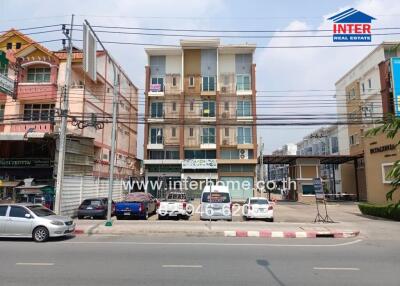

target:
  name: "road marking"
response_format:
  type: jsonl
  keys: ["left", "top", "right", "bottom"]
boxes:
{"left": 313, "top": 267, "right": 360, "bottom": 271}
{"left": 162, "top": 265, "right": 203, "bottom": 268}
{"left": 62, "top": 239, "right": 362, "bottom": 247}
{"left": 16, "top": 263, "right": 54, "bottom": 266}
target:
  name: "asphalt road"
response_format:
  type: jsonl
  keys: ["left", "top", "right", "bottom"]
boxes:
{"left": 0, "top": 235, "right": 399, "bottom": 286}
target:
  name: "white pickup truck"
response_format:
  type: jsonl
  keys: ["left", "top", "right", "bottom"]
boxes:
{"left": 157, "top": 191, "right": 191, "bottom": 220}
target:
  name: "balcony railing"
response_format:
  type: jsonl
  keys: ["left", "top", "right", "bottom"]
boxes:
{"left": 17, "top": 83, "right": 57, "bottom": 101}
{"left": 201, "top": 135, "right": 216, "bottom": 144}
{"left": 236, "top": 82, "right": 251, "bottom": 91}
{"left": 237, "top": 136, "right": 252, "bottom": 145}
{"left": 149, "top": 136, "right": 164, "bottom": 145}
{"left": 9, "top": 121, "right": 54, "bottom": 133}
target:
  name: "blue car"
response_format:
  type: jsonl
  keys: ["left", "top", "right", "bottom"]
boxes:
{"left": 115, "top": 192, "right": 158, "bottom": 220}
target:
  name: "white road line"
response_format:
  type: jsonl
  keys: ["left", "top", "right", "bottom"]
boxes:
{"left": 61, "top": 239, "right": 363, "bottom": 247}
{"left": 313, "top": 267, "right": 360, "bottom": 271}
{"left": 16, "top": 263, "right": 54, "bottom": 266}
{"left": 162, "top": 265, "right": 203, "bottom": 268}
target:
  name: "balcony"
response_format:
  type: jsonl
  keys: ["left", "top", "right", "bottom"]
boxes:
{"left": 237, "top": 136, "right": 253, "bottom": 149}
{"left": 147, "top": 136, "right": 164, "bottom": 150}
{"left": 200, "top": 135, "right": 216, "bottom": 149}
{"left": 236, "top": 75, "right": 252, "bottom": 96}
{"left": 148, "top": 111, "right": 165, "bottom": 123}
{"left": 148, "top": 81, "right": 165, "bottom": 97}
{"left": 17, "top": 83, "right": 58, "bottom": 101}
{"left": 9, "top": 121, "right": 54, "bottom": 133}
{"left": 201, "top": 76, "right": 216, "bottom": 96}
{"left": 200, "top": 109, "right": 216, "bottom": 122}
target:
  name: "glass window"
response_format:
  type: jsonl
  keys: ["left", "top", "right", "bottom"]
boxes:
{"left": 224, "top": 128, "right": 229, "bottom": 137}
{"left": 27, "top": 205, "right": 55, "bottom": 217}
{"left": 171, "top": 127, "right": 176, "bottom": 137}
{"left": 151, "top": 77, "right": 164, "bottom": 91}
{"left": 331, "top": 137, "right": 339, "bottom": 154}
{"left": 202, "top": 192, "right": 230, "bottom": 203}
{"left": 172, "top": 102, "right": 176, "bottom": 111}
{"left": 172, "top": 77, "right": 177, "bottom": 87}
{"left": 27, "top": 67, "right": 51, "bottom": 83}
{"left": 189, "top": 127, "right": 194, "bottom": 137}
{"left": 236, "top": 74, "right": 251, "bottom": 91}
{"left": 150, "top": 128, "right": 163, "bottom": 144}
{"left": 189, "top": 76, "right": 194, "bottom": 87}
{"left": 23, "top": 104, "right": 55, "bottom": 122}
{"left": 190, "top": 101, "right": 194, "bottom": 111}
{"left": 0, "top": 104, "right": 4, "bottom": 122}
{"left": 250, "top": 199, "right": 268, "bottom": 205}
{"left": 150, "top": 102, "right": 163, "bottom": 118}
{"left": 0, "top": 205, "right": 8, "bottom": 216}
{"left": 202, "top": 101, "right": 215, "bottom": 117}
{"left": 368, "top": 78, "right": 372, "bottom": 89}
{"left": 237, "top": 101, "right": 251, "bottom": 117}
{"left": 202, "top": 127, "right": 216, "bottom": 144}
{"left": 9, "top": 206, "right": 29, "bottom": 218}
{"left": 184, "top": 150, "right": 216, "bottom": 159}
{"left": 165, "top": 150, "right": 179, "bottom": 159}
{"left": 202, "top": 76, "right": 215, "bottom": 92}
{"left": 237, "top": 127, "right": 252, "bottom": 144}
{"left": 224, "top": 102, "right": 229, "bottom": 111}
{"left": 0, "top": 62, "right": 8, "bottom": 76}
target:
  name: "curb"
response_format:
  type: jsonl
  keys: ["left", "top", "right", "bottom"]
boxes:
{"left": 224, "top": 230, "right": 360, "bottom": 238}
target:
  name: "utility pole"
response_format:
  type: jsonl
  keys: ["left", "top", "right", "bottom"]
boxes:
{"left": 54, "top": 15, "right": 74, "bottom": 215}
{"left": 83, "top": 20, "right": 119, "bottom": 227}
{"left": 259, "top": 137, "right": 265, "bottom": 196}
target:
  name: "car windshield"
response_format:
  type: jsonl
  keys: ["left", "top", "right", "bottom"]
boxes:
{"left": 27, "top": 205, "right": 55, "bottom": 217}
{"left": 82, "top": 200, "right": 102, "bottom": 206}
{"left": 202, "top": 192, "right": 230, "bottom": 203}
{"left": 167, "top": 193, "right": 187, "bottom": 201}
{"left": 250, "top": 199, "right": 269, "bottom": 205}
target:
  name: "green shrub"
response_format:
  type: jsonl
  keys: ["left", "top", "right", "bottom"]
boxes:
{"left": 358, "top": 203, "right": 400, "bottom": 221}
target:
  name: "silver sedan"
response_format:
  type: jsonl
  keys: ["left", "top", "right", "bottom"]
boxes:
{"left": 0, "top": 204, "right": 75, "bottom": 242}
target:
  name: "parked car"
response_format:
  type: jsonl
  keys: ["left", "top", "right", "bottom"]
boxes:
{"left": 243, "top": 197, "right": 274, "bottom": 222}
{"left": 115, "top": 192, "right": 157, "bottom": 220}
{"left": 200, "top": 186, "right": 232, "bottom": 221}
{"left": 157, "top": 191, "right": 191, "bottom": 220}
{"left": 0, "top": 203, "right": 75, "bottom": 242}
{"left": 77, "top": 198, "right": 115, "bottom": 219}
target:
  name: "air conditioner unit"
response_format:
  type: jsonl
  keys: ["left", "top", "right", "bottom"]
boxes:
{"left": 222, "top": 112, "right": 228, "bottom": 119}
{"left": 239, "top": 149, "right": 249, "bottom": 159}
{"left": 221, "top": 86, "right": 227, "bottom": 92}
{"left": 222, "top": 139, "right": 228, "bottom": 145}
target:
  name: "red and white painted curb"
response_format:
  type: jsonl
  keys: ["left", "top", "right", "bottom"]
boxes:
{"left": 224, "top": 230, "right": 360, "bottom": 238}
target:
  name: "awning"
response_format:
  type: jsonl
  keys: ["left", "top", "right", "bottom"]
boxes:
{"left": 262, "top": 154, "right": 364, "bottom": 165}
{"left": 0, "top": 181, "right": 22, "bottom": 187}
{"left": 0, "top": 132, "right": 47, "bottom": 141}
{"left": 18, "top": 189, "right": 43, "bottom": 195}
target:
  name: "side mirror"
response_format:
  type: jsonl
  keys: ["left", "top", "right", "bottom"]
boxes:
{"left": 25, "top": 213, "right": 32, "bottom": 219}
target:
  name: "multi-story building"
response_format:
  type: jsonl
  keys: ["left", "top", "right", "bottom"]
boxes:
{"left": 143, "top": 39, "right": 257, "bottom": 200}
{"left": 268, "top": 143, "right": 297, "bottom": 182}
{"left": 0, "top": 29, "right": 140, "bottom": 209}
{"left": 335, "top": 42, "right": 400, "bottom": 203}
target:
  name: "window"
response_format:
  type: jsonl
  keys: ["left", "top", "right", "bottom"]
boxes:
{"left": 221, "top": 149, "right": 254, "bottom": 159}
{"left": 202, "top": 101, "right": 216, "bottom": 117}
{"left": 150, "top": 102, "right": 163, "bottom": 118}
{"left": 165, "top": 150, "right": 179, "bottom": 159}
{"left": 189, "top": 127, "right": 194, "bottom": 137}
{"left": 224, "top": 127, "right": 229, "bottom": 137}
{"left": 189, "top": 76, "right": 194, "bottom": 87}
{"left": 236, "top": 74, "right": 251, "bottom": 91}
{"left": 9, "top": 206, "right": 29, "bottom": 218}
{"left": 27, "top": 67, "right": 51, "bottom": 83}
{"left": 171, "top": 127, "right": 176, "bottom": 137}
{"left": 184, "top": 150, "right": 216, "bottom": 159}
{"left": 172, "top": 102, "right": 177, "bottom": 112}
{"left": 237, "top": 100, "right": 251, "bottom": 117}
{"left": 349, "top": 134, "right": 358, "bottom": 146}
{"left": 368, "top": 78, "right": 372, "bottom": 89}
{"left": 331, "top": 137, "right": 339, "bottom": 154}
{"left": 202, "top": 76, "right": 215, "bottom": 92}
{"left": 237, "top": 127, "right": 252, "bottom": 144}
{"left": 150, "top": 128, "right": 163, "bottom": 144}
{"left": 151, "top": 77, "right": 164, "bottom": 91}
{"left": 6, "top": 43, "right": 12, "bottom": 50}
{"left": 362, "top": 83, "right": 365, "bottom": 93}
{"left": 190, "top": 101, "right": 194, "bottom": 111}
{"left": 0, "top": 205, "right": 8, "bottom": 216}
{"left": 0, "top": 104, "right": 4, "bottom": 122}
{"left": 16, "top": 42, "right": 21, "bottom": 49}
{"left": 382, "top": 163, "right": 394, "bottom": 184}
{"left": 172, "top": 77, "right": 177, "bottom": 87}
{"left": 0, "top": 62, "right": 7, "bottom": 76}
{"left": 362, "top": 103, "right": 374, "bottom": 118}
{"left": 224, "top": 102, "right": 229, "bottom": 111}
{"left": 202, "top": 127, "right": 216, "bottom": 144}
{"left": 23, "top": 104, "right": 55, "bottom": 122}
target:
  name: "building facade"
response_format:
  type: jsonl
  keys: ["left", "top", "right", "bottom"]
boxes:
{"left": 268, "top": 143, "right": 297, "bottom": 182}
{"left": 0, "top": 29, "right": 140, "bottom": 207}
{"left": 143, "top": 39, "right": 257, "bottom": 200}
{"left": 335, "top": 42, "right": 400, "bottom": 203}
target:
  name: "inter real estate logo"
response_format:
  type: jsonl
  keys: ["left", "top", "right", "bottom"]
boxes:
{"left": 328, "top": 8, "right": 376, "bottom": 42}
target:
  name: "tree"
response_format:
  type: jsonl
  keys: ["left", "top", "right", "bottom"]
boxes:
{"left": 367, "top": 113, "right": 400, "bottom": 206}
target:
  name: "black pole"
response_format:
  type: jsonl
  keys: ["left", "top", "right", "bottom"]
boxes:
{"left": 332, "top": 164, "right": 337, "bottom": 195}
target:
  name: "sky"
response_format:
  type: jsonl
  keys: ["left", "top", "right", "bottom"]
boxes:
{"left": 1, "top": 0, "right": 400, "bottom": 158}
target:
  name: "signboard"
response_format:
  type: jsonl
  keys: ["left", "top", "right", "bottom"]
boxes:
{"left": 313, "top": 177, "right": 325, "bottom": 200}
{"left": 150, "top": 83, "right": 161, "bottom": 92}
{"left": 0, "top": 158, "right": 51, "bottom": 168}
{"left": 0, "top": 51, "right": 13, "bottom": 95}
{"left": 370, "top": 144, "right": 396, "bottom": 154}
{"left": 83, "top": 22, "right": 97, "bottom": 82}
{"left": 391, "top": 57, "right": 400, "bottom": 116}
{"left": 182, "top": 159, "right": 217, "bottom": 170}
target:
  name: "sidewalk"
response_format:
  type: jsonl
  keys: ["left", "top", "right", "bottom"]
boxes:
{"left": 74, "top": 219, "right": 360, "bottom": 238}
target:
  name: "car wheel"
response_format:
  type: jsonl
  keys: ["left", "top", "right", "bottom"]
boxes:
{"left": 116, "top": 215, "right": 123, "bottom": 220}
{"left": 158, "top": 214, "right": 164, "bottom": 220}
{"left": 33, "top": 226, "right": 49, "bottom": 242}
{"left": 78, "top": 215, "right": 84, "bottom": 219}
{"left": 243, "top": 216, "right": 248, "bottom": 221}
{"left": 143, "top": 211, "right": 149, "bottom": 220}
{"left": 267, "top": 218, "right": 274, "bottom": 222}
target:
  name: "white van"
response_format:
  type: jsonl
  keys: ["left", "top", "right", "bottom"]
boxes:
{"left": 200, "top": 185, "right": 232, "bottom": 221}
